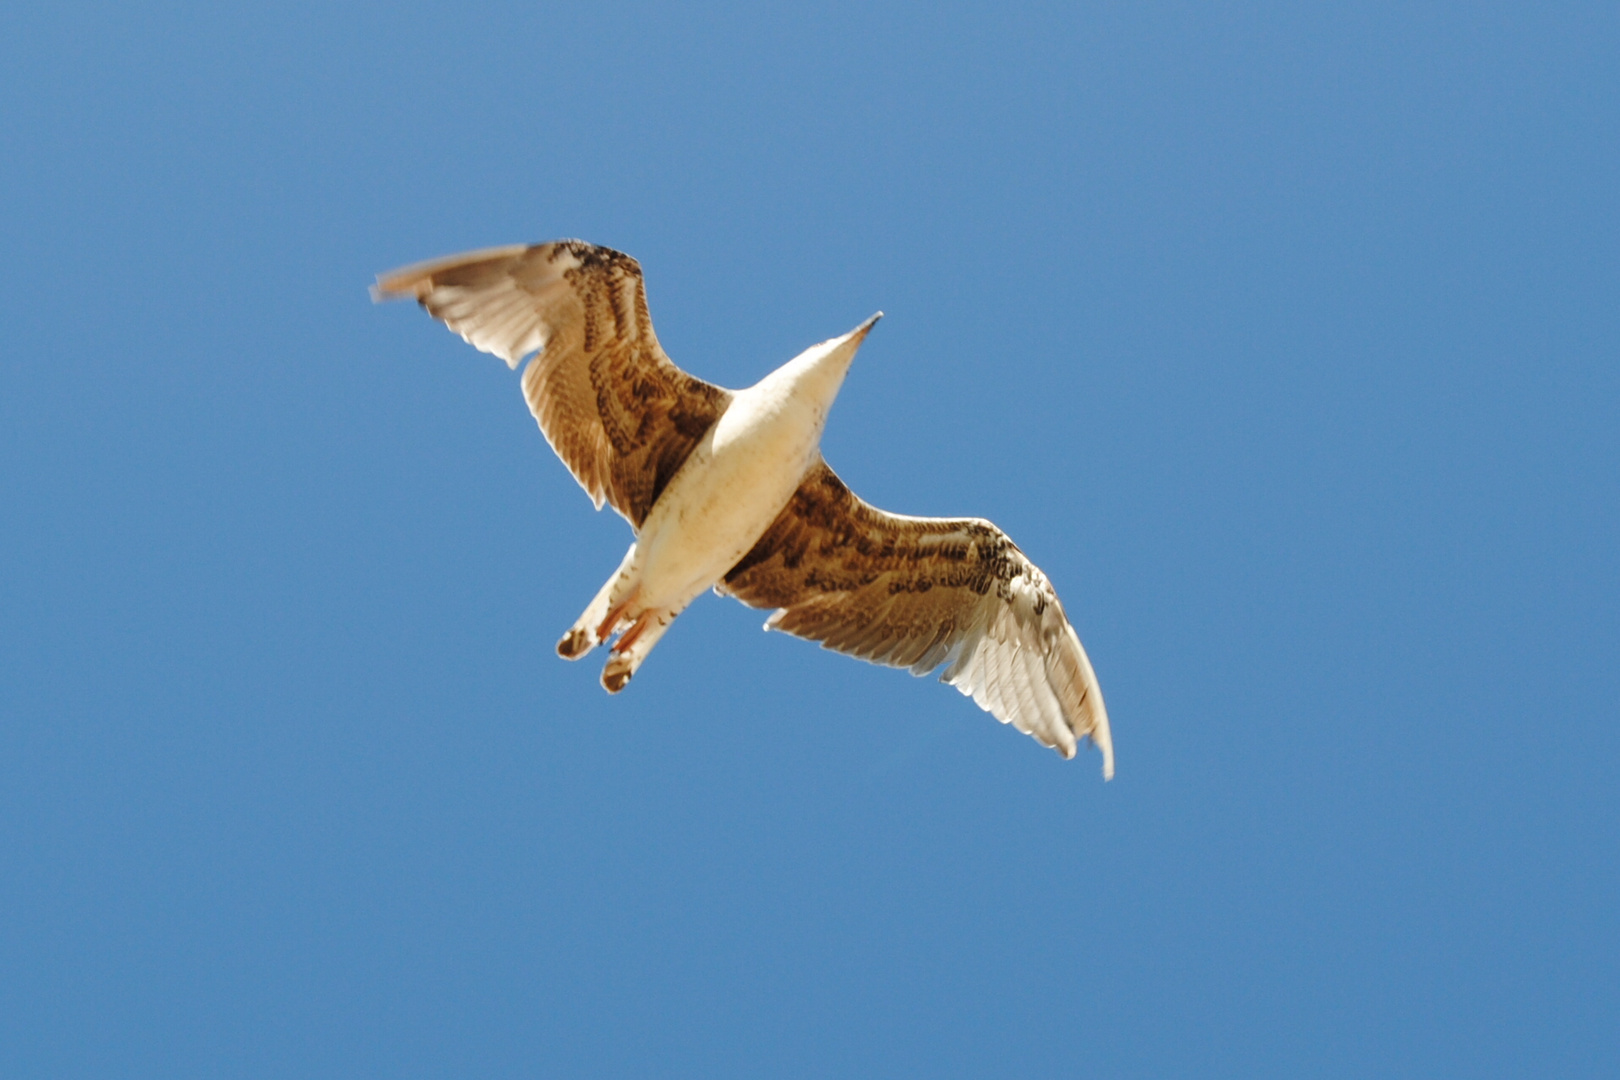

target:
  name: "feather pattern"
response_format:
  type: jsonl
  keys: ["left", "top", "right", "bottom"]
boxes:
{"left": 720, "top": 459, "right": 1113, "bottom": 776}
{"left": 373, "top": 241, "right": 731, "bottom": 529}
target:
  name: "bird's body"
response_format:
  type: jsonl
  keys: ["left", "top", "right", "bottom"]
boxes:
{"left": 556, "top": 316, "right": 877, "bottom": 690}
{"left": 374, "top": 240, "right": 1114, "bottom": 777}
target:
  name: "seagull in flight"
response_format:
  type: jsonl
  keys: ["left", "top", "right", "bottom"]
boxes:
{"left": 373, "top": 240, "right": 1113, "bottom": 777}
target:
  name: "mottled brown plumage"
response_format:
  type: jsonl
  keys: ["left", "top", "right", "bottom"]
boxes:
{"left": 373, "top": 241, "right": 729, "bottom": 528}
{"left": 721, "top": 460, "right": 1112, "bottom": 772}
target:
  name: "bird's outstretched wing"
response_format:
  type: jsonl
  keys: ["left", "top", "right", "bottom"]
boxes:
{"left": 718, "top": 459, "right": 1113, "bottom": 777}
{"left": 373, "top": 241, "right": 731, "bottom": 529}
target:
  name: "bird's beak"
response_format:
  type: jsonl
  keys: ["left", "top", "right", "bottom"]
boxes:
{"left": 797, "top": 312, "right": 883, "bottom": 381}
{"left": 851, "top": 311, "right": 884, "bottom": 342}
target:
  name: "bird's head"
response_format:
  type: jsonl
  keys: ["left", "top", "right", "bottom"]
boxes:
{"left": 799, "top": 310, "right": 883, "bottom": 372}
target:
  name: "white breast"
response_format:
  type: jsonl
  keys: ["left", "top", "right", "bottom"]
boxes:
{"left": 629, "top": 321, "right": 870, "bottom": 610}
{"left": 629, "top": 381, "right": 823, "bottom": 608}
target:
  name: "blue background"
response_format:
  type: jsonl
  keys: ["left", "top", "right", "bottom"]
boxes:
{"left": 3, "top": 2, "right": 1616, "bottom": 1076}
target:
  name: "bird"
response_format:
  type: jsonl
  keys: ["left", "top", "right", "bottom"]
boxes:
{"left": 372, "top": 240, "right": 1114, "bottom": 778}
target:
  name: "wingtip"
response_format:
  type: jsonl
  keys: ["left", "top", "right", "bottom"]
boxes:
{"left": 370, "top": 272, "right": 416, "bottom": 304}
{"left": 371, "top": 243, "right": 544, "bottom": 312}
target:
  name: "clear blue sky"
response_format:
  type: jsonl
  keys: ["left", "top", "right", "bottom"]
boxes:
{"left": 3, "top": 2, "right": 1616, "bottom": 1076}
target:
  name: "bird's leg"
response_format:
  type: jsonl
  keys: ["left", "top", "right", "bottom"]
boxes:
{"left": 600, "top": 607, "right": 677, "bottom": 693}
{"left": 595, "top": 597, "right": 637, "bottom": 643}
{"left": 556, "top": 543, "right": 638, "bottom": 660}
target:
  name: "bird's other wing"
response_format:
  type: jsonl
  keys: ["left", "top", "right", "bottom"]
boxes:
{"left": 718, "top": 459, "right": 1113, "bottom": 777}
{"left": 373, "top": 241, "right": 732, "bottom": 529}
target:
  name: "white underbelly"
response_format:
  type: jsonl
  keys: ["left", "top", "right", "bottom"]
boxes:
{"left": 630, "top": 387, "right": 821, "bottom": 609}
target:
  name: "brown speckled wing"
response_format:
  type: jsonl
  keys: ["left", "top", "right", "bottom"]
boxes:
{"left": 720, "top": 460, "right": 1114, "bottom": 776}
{"left": 373, "top": 241, "right": 730, "bottom": 529}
